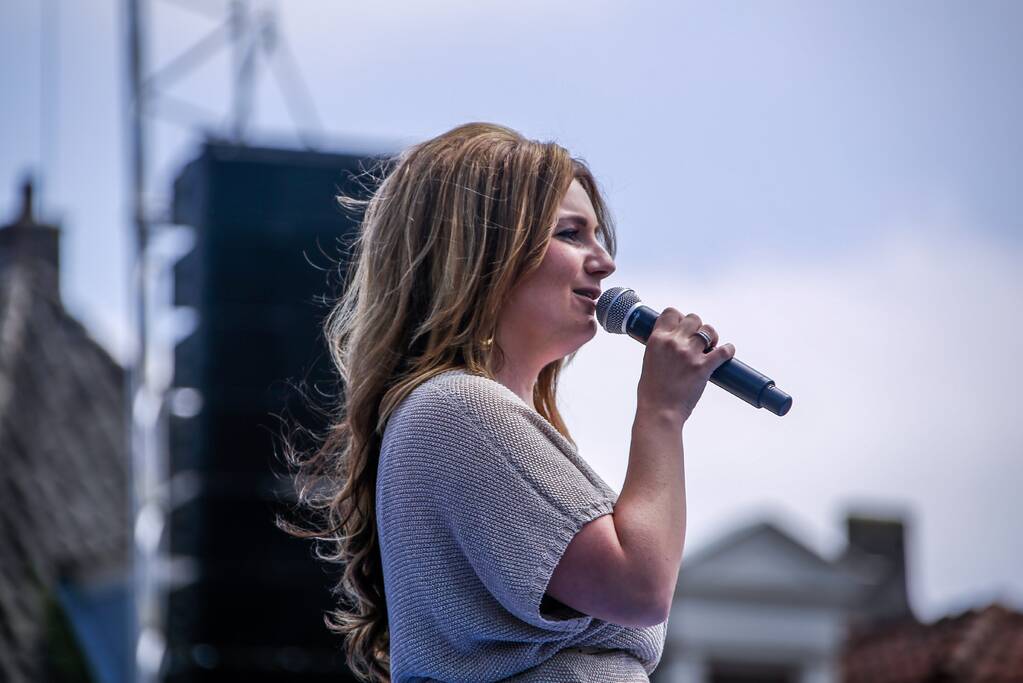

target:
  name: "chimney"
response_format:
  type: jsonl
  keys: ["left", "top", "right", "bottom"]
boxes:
{"left": 843, "top": 513, "right": 915, "bottom": 626}
{"left": 0, "top": 177, "right": 61, "bottom": 295}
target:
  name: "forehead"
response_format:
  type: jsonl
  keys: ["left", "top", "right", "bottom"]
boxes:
{"left": 558, "top": 179, "right": 597, "bottom": 220}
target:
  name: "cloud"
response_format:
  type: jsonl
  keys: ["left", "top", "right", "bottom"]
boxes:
{"left": 558, "top": 222, "right": 1023, "bottom": 621}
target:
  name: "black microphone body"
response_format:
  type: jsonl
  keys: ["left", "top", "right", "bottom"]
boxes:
{"left": 597, "top": 287, "right": 793, "bottom": 417}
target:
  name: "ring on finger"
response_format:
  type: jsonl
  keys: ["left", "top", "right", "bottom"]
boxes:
{"left": 694, "top": 329, "right": 714, "bottom": 353}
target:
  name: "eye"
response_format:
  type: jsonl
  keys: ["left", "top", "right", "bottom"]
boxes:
{"left": 556, "top": 229, "right": 580, "bottom": 241}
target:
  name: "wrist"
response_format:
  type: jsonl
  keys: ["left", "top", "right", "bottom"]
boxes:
{"left": 634, "top": 400, "right": 687, "bottom": 431}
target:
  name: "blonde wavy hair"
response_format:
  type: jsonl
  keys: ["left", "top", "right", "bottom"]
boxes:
{"left": 279, "top": 122, "right": 618, "bottom": 681}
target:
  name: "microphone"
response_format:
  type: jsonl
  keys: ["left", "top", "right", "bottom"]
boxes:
{"left": 596, "top": 287, "right": 792, "bottom": 417}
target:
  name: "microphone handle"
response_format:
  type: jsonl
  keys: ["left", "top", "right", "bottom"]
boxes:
{"left": 624, "top": 304, "right": 792, "bottom": 416}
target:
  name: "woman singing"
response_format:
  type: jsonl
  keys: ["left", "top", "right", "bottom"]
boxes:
{"left": 283, "top": 122, "right": 735, "bottom": 682}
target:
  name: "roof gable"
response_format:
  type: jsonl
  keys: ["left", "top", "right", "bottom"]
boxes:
{"left": 677, "top": 520, "right": 860, "bottom": 604}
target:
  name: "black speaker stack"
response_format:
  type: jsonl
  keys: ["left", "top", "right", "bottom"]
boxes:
{"left": 167, "top": 142, "right": 378, "bottom": 682}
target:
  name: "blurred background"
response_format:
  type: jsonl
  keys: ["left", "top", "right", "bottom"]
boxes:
{"left": 1, "top": 0, "right": 1021, "bottom": 682}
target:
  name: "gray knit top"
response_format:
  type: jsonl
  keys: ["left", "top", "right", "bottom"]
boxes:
{"left": 376, "top": 368, "right": 667, "bottom": 682}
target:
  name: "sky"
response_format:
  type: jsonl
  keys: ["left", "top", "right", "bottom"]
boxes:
{"left": 1, "top": 0, "right": 1021, "bottom": 623}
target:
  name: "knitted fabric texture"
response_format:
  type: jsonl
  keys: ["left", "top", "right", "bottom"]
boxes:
{"left": 376, "top": 368, "right": 667, "bottom": 682}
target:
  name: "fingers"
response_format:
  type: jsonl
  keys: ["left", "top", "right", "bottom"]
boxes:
{"left": 638, "top": 308, "right": 736, "bottom": 421}
{"left": 707, "top": 342, "right": 736, "bottom": 370}
{"left": 655, "top": 308, "right": 732, "bottom": 361}
{"left": 688, "top": 323, "right": 718, "bottom": 352}
{"left": 701, "top": 324, "right": 718, "bottom": 347}
{"left": 654, "top": 307, "right": 685, "bottom": 332}
{"left": 654, "top": 308, "right": 701, "bottom": 335}
{"left": 650, "top": 308, "right": 732, "bottom": 361}
{"left": 680, "top": 313, "right": 702, "bottom": 335}
{"left": 656, "top": 309, "right": 717, "bottom": 347}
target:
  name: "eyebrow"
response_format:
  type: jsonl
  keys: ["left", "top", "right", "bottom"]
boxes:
{"left": 557, "top": 213, "right": 601, "bottom": 231}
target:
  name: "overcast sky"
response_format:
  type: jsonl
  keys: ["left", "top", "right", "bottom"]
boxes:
{"left": 2, "top": 0, "right": 1021, "bottom": 623}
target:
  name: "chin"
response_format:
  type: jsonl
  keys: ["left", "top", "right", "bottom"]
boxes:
{"left": 559, "top": 326, "right": 597, "bottom": 358}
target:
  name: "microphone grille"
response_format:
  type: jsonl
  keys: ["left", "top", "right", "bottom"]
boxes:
{"left": 596, "top": 287, "right": 640, "bottom": 333}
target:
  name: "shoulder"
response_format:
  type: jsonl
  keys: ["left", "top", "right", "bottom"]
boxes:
{"left": 378, "top": 370, "right": 529, "bottom": 494}
{"left": 382, "top": 369, "right": 519, "bottom": 451}
{"left": 419, "top": 368, "right": 520, "bottom": 407}
{"left": 382, "top": 368, "right": 568, "bottom": 476}
{"left": 390, "top": 368, "right": 525, "bottom": 431}
{"left": 381, "top": 369, "right": 614, "bottom": 519}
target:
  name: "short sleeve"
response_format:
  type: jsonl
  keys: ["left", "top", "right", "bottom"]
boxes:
{"left": 417, "top": 378, "right": 617, "bottom": 633}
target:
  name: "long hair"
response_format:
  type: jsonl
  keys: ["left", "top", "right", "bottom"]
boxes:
{"left": 278, "top": 122, "right": 617, "bottom": 682}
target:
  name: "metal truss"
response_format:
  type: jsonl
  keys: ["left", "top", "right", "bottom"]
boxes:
{"left": 124, "top": 2, "right": 322, "bottom": 681}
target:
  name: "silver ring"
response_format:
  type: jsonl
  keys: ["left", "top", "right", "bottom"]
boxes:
{"left": 694, "top": 329, "right": 714, "bottom": 352}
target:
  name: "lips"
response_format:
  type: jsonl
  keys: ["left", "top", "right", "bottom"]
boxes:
{"left": 572, "top": 288, "right": 601, "bottom": 301}
{"left": 574, "top": 292, "right": 597, "bottom": 310}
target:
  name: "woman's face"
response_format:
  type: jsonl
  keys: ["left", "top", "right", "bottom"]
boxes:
{"left": 495, "top": 179, "right": 617, "bottom": 365}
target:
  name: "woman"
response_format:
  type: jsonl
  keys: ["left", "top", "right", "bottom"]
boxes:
{"left": 282, "top": 122, "right": 735, "bottom": 682}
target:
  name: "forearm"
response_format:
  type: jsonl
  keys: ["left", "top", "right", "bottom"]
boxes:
{"left": 612, "top": 403, "right": 687, "bottom": 615}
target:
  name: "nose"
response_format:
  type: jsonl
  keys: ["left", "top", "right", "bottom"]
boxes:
{"left": 586, "top": 244, "right": 616, "bottom": 280}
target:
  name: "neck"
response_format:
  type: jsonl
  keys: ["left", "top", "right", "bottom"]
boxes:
{"left": 493, "top": 361, "right": 540, "bottom": 404}
{"left": 492, "top": 350, "right": 544, "bottom": 407}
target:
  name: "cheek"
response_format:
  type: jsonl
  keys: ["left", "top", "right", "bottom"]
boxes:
{"left": 544, "top": 245, "right": 581, "bottom": 278}
{"left": 502, "top": 282, "right": 551, "bottom": 326}
{"left": 501, "top": 247, "right": 582, "bottom": 325}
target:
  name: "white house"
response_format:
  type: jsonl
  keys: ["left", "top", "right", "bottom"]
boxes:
{"left": 653, "top": 514, "right": 912, "bottom": 683}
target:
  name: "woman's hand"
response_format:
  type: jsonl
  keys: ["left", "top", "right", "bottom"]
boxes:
{"left": 635, "top": 308, "right": 735, "bottom": 424}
